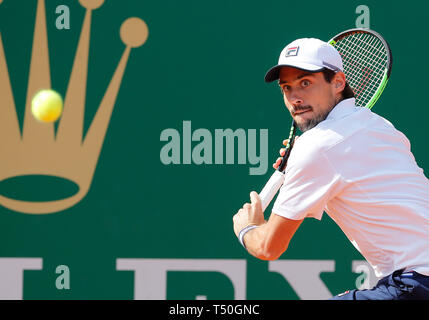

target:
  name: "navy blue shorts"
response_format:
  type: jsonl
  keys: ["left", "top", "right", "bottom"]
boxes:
{"left": 331, "top": 269, "right": 429, "bottom": 300}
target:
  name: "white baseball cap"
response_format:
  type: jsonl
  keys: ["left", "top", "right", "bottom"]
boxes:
{"left": 264, "top": 38, "right": 343, "bottom": 82}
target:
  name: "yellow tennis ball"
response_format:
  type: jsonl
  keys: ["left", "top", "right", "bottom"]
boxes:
{"left": 31, "top": 89, "right": 63, "bottom": 123}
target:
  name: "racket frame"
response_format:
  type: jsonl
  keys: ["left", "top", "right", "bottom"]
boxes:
{"left": 329, "top": 28, "right": 393, "bottom": 110}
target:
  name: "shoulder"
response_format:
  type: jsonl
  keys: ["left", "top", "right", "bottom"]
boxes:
{"left": 292, "top": 106, "right": 396, "bottom": 157}
{"left": 289, "top": 126, "right": 342, "bottom": 166}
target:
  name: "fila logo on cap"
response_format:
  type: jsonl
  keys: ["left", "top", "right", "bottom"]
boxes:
{"left": 285, "top": 46, "right": 299, "bottom": 57}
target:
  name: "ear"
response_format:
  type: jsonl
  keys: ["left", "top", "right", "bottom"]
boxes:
{"left": 333, "top": 71, "right": 346, "bottom": 95}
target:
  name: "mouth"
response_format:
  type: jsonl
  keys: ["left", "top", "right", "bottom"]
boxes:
{"left": 293, "top": 108, "right": 312, "bottom": 116}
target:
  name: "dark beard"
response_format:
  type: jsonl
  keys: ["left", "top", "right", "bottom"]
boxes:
{"left": 295, "top": 105, "right": 335, "bottom": 132}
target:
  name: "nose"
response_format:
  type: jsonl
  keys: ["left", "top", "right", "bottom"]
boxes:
{"left": 287, "top": 90, "right": 304, "bottom": 106}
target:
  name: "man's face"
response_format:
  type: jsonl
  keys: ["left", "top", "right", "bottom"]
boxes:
{"left": 278, "top": 67, "right": 342, "bottom": 132}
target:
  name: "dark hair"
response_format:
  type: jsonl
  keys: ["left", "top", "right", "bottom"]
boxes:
{"left": 321, "top": 68, "right": 355, "bottom": 100}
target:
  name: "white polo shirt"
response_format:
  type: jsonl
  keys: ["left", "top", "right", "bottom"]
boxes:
{"left": 272, "top": 98, "right": 429, "bottom": 278}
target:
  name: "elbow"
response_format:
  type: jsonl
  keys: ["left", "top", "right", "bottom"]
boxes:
{"left": 255, "top": 241, "right": 288, "bottom": 261}
{"left": 258, "top": 252, "right": 281, "bottom": 261}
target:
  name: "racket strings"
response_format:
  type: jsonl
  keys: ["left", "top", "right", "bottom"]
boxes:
{"left": 338, "top": 37, "right": 385, "bottom": 104}
{"left": 343, "top": 34, "right": 386, "bottom": 77}
{"left": 336, "top": 35, "right": 386, "bottom": 106}
{"left": 346, "top": 34, "right": 386, "bottom": 104}
{"left": 333, "top": 32, "right": 388, "bottom": 107}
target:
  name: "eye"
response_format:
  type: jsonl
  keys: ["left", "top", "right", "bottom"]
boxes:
{"left": 281, "top": 85, "right": 291, "bottom": 93}
{"left": 301, "top": 79, "right": 311, "bottom": 87}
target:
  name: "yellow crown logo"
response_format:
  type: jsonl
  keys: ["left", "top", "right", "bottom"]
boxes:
{"left": 0, "top": 0, "right": 148, "bottom": 214}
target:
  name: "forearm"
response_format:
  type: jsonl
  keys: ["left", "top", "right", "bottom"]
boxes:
{"left": 242, "top": 223, "right": 286, "bottom": 260}
{"left": 232, "top": 192, "right": 302, "bottom": 261}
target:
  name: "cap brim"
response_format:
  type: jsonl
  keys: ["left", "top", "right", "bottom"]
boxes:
{"left": 264, "top": 63, "right": 325, "bottom": 83}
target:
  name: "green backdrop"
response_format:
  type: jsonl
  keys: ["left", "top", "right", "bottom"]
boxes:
{"left": 0, "top": 0, "right": 427, "bottom": 300}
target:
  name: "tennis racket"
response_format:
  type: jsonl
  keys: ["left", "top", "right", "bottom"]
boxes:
{"left": 259, "top": 28, "right": 393, "bottom": 212}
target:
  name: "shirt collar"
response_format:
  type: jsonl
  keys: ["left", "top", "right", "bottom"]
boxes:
{"left": 325, "top": 98, "right": 357, "bottom": 121}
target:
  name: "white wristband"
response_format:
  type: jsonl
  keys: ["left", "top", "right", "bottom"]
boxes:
{"left": 238, "top": 225, "right": 259, "bottom": 249}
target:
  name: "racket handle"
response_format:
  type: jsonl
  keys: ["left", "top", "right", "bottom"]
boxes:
{"left": 259, "top": 170, "right": 285, "bottom": 212}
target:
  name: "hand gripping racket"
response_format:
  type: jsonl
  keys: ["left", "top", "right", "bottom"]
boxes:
{"left": 259, "top": 28, "right": 393, "bottom": 212}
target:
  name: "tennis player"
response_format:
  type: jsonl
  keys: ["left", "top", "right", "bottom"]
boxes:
{"left": 232, "top": 38, "right": 429, "bottom": 300}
